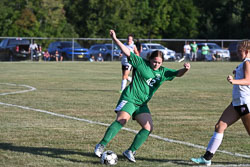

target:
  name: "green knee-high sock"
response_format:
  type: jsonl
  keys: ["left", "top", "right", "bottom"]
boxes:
{"left": 99, "top": 121, "right": 123, "bottom": 146}
{"left": 128, "top": 128, "right": 150, "bottom": 152}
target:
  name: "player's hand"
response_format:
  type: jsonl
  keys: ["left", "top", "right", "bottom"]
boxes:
{"left": 227, "top": 75, "right": 234, "bottom": 84}
{"left": 110, "top": 30, "right": 117, "bottom": 40}
{"left": 183, "top": 62, "right": 191, "bottom": 70}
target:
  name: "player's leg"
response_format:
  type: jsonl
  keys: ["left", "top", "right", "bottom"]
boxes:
{"left": 130, "top": 113, "right": 152, "bottom": 151}
{"left": 194, "top": 52, "right": 197, "bottom": 61}
{"left": 120, "top": 66, "right": 130, "bottom": 92}
{"left": 127, "top": 65, "right": 132, "bottom": 82}
{"left": 100, "top": 111, "right": 131, "bottom": 145}
{"left": 241, "top": 104, "right": 250, "bottom": 135}
{"left": 95, "top": 111, "right": 131, "bottom": 157}
{"left": 191, "top": 103, "right": 240, "bottom": 165}
{"left": 95, "top": 100, "right": 135, "bottom": 157}
{"left": 123, "top": 111, "right": 152, "bottom": 163}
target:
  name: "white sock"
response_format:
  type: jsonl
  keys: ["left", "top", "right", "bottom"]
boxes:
{"left": 206, "top": 132, "right": 224, "bottom": 154}
{"left": 121, "top": 79, "right": 127, "bottom": 91}
{"left": 127, "top": 76, "right": 132, "bottom": 82}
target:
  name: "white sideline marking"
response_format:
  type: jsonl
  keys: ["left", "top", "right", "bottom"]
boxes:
{"left": 0, "top": 83, "right": 250, "bottom": 163}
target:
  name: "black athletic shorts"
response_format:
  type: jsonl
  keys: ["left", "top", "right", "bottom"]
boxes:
{"left": 122, "top": 65, "right": 132, "bottom": 71}
{"left": 233, "top": 104, "right": 250, "bottom": 117}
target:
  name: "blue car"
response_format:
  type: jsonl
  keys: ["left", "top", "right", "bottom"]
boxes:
{"left": 48, "top": 41, "right": 90, "bottom": 61}
{"left": 88, "top": 43, "right": 121, "bottom": 61}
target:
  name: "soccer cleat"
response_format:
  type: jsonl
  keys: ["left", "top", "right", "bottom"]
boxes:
{"left": 191, "top": 156, "right": 211, "bottom": 166}
{"left": 123, "top": 150, "right": 136, "bottom": 162}
{"left": 94, "top": 144, "right": 105, "bottom": 157}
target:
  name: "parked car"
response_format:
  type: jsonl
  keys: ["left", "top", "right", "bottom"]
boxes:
{"left": 140, "top": 43, "right": 176, "bottom": 61}
{"left": 228, "top": 41, "right": 240, "bottom": 61}
{"left": 88, "top": 44, "right": 121, "bottom": 61}
{"left": 197, "top": 43, "right": 230, "bottom": 61}
{"left": 0, "top": 38, "right": 31, "bottom": 61}
{"left": 47, "top": 41, "right": 89, "bottom": 61}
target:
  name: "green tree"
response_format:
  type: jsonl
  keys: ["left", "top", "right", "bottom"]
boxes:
{"left": 194, "top": 0, "right": 244, "bottom": 39}
{"left": 241, "top": 0, "right": 250, "bottom": 38}
{"left": 133, "top": 0, "right": 172, "bottom": 39}
{"left": 27, "top": 0, "right": 78, "bottom": 37}
{"left": 64, "top": 0, "right": 199, "bottom": 39}
{"left": 0, "top": 0, "right": 27, "bottom": 36}
{"left": 165, "top": 0, "right": 199, "bottom": 38}
{"left": 64, "top": 0, "right": 137, "bottom": 38}
{"left": 0, "top": 0, "right": 78, "bottom": 38}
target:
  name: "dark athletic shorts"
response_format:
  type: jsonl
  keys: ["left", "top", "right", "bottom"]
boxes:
{"left": 122, "top": 65, "right": 132, "bottom": 71}
{"left": 233, "top": 104, "right": 250, "bottom": 117}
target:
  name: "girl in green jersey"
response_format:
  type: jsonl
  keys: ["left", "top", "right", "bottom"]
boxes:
{"left": 95, "top": 30, "right": 191, "bottom": 162}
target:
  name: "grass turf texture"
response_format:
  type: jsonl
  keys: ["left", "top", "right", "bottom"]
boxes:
{"left": 0, "top": 61, "right": 249, "bottom": 167}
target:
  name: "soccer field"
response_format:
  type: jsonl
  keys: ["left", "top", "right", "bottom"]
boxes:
{"left": 0, "top": 61, "right": 249, "bottom": 167}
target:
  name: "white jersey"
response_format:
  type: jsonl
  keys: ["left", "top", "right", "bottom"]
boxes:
{"left": 184, "top": 44, "right": 191, "bottom": 54}
{"left": 121, "top": 43, "right": 135, "bottom": 66}
{"left": 29, "top": 43, "right": 38, "bottom": 50}
{"left": 232, "top": 58, "right": 250, "bottom": 106}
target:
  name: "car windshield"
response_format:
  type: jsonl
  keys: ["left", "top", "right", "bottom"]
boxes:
{"left": 148, "top": 45, "right": 165, "bottom": 49}
{"left": 106, "top": 45, "right": 119, "bottom": 50}
{"left": 8, "top": 39, "right": 30, "bottom": 45}
{"left": 207, "top": 44, "right": 221, "bottom": 49}
{"left": 61, "top": 42, "right": 82, "bottom": 48}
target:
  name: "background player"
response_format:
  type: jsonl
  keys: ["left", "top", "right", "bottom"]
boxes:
{"left": 120, "top": 34, "right": 139, "bottom": 93}
{"left": 191, "top": 40, "right": 250, "bottom": 166}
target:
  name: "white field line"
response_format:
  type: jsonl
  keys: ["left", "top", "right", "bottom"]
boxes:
{"left": 0, "top": 83, "right": 250, "bottom": 162}
{"left": 0, "top": 83, "right": 36, "bottom": 96}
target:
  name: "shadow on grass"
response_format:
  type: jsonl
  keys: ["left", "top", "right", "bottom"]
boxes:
{"left": 0, "top": 143, "right": 99, "bottom": 164}
{"left": 123, "top": 156, "right": 194, "bottom": 166}
{"left": 1, "top": 143, "right": 248, "bottom": 166}
{"left": 131, "top": 156, "right": 250, "bottom": 166}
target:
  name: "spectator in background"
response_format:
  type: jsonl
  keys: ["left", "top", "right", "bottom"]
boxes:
{"left": 214, "top": 51, "right": 221, "bottom": 61}
{"left": 183, "top": 42, "right": 191, "bottom": 61}
{"left": 190, "top": 41, "right": 198, "bottom": 61}
{"left": 202, "top": 43, "right": 211, "bottom": 61}
{"left": 43, "top": 50, "right": 50, "bottom": 61}
{"left": 97, "top": 53, "right": 104, "bottom": 62}
{"left": 89, "top": 55, "right": 95, "bottom": 62}
{"left": 29, "top": 40, "right": 38, "bottom": 60}
{"left": 55, "top": 50, "right": 63, "bottom": 62}
{"left": 135, "top": 38, "right": 142, "bottom": 54}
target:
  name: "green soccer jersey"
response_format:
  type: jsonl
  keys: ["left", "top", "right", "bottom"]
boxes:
{"left": 202, "top": 45, "right": 209, "bottom": 55}
{"left": 190, "top": 43, "right": 198, "bottom": 52}
{"left": 120, "top": 52, "right": 178, "bottom": 105}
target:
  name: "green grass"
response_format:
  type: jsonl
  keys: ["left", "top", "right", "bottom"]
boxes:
{"left": 0, "top": 61, "right": 249, "bottom": 167}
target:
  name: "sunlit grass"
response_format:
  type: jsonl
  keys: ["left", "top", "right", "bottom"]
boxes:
{"left": 0, "top": 61, "right": 249, "bottom": 167}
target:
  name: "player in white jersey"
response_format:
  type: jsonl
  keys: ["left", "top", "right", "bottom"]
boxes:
{"left": 120, "top": 34, "right": 139, "bottom": 93}
{"left": 191, "top": 40, "right": 250, "bottom": 166}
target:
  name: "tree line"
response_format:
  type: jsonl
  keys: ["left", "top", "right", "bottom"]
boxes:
{"left": 0, "top": 0, "right": 249, "bottom": 40}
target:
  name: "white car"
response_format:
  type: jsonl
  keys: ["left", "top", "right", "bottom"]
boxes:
{"left": 140, "top": 43, "right": 176, "bottom": 61}
{"left": 197, "top": 43, "right": 230, "bottom": 61}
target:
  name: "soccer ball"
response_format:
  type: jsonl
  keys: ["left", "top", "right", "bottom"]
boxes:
{"left": 100, "top": 150, "right": 118, "bottom": 165}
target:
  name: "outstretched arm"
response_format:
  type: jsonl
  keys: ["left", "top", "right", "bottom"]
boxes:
{"left": 110, "top": 30, "right": 131, "bottom": 58}
{"left": 176, "top": 62, "right": 191, "bottom": 77}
